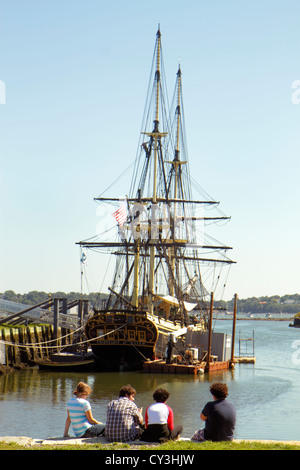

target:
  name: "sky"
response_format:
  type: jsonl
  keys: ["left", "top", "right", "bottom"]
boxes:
{"left": 0, "top": 0, "right": 300, "bottom": 301}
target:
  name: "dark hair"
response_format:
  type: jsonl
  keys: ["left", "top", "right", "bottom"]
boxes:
{"left": 153, "top": 388, "right": 170, "bottom": 403}
{"left": 209, "top": 382, "right": 228, "bottom": 399}
{"left": 119, "top": 384, "right": 136, "bottom": 398}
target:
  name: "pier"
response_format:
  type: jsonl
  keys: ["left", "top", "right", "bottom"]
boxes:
{"left": 0, "top": 297, "right": 89, "bottom": 374}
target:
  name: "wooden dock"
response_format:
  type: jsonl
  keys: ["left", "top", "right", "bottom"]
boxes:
{"left": 143, "top": 359, "right": 205, "bottom": 374}
{"left": 205, "top": 360, "right": 232, "bottom": 372}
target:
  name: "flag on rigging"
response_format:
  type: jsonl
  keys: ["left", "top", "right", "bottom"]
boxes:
{"left": 112, "top": 202, "right": 127, "bottom": 226}
{"left": 80, "top": 251, "right": 87, "bottom": 265}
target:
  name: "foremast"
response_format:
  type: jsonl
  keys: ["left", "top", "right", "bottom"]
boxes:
{"left": 141, "top": 27, "right": 168, "bottom": 314}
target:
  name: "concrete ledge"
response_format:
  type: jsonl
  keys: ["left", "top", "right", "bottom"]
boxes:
{"left": 40, "top": 436, "right": 190, "bottom": 446}
{"left": 0, "top": 436, "right": 195, "bottom": 447}
{"left": 0, "top": 436, "right": 40, "bottom": 447}
{"left": 1, "top": 435, "right": 300, "bottom": 447}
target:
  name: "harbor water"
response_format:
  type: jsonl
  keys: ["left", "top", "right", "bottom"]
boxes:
{"left": 0, "top": 319, "right": 300, "bottom": 441}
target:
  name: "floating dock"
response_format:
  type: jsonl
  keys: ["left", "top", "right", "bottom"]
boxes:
{"left": 143, "top": 359, "right": 205, "bottom": 375}
{"left": 143, "top": 358, "right": 233, "bottom": 374}
{"left": 234, "top": 356, "right": 256, "bottom": 364}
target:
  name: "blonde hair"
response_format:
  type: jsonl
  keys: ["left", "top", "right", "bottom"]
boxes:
{"left": 73, "top": 381, "right": 91, "bottom": 397}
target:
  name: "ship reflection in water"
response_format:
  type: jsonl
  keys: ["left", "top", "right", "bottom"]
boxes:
{"left": 0, "top": 320, "right": 299, "bottom": 442}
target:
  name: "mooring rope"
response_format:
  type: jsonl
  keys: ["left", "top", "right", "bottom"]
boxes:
{"left": 0, "top": 323, "right": 128, "bottom": 350}
{"left": 118, "top": 329, "right": 149, "bottom": 361}
{"left": 0, "top": 326, "right": 83, "bottom": 348}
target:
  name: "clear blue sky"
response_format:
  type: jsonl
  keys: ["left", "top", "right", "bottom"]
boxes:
{"left": 0, "top": 0, "right": 300, "bottom": 301}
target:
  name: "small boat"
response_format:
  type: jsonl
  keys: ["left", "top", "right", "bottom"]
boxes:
{"left": 289, "top": 312, "right": 300, "bottom": 328}
{"left": 36, "top": 350, "right": 95, "bottom": 371}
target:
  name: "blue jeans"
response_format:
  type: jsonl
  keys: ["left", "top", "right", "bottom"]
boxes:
{"left": 82, "top": 423, "right": 105, "bottom": 437}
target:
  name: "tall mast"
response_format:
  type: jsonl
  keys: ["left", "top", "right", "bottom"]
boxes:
{"left": 142, "top": 27, "right": 168, "bottom": 314}
{"left": 149, "top": 28, "right": 161, "bottom": 313}
{"left": 154, "top": 27, "right": 161, "bottom": 136}
{"left": 152, "top": 26, "right": 161, "bottom": 204}
{"left": 174, "top": 65, "right": 181, "bottom": 199}
{"left": 166, "top": 66, "right": 187, "bottom": 299}
{"left": 131, "top": 27, "right": 167, "bottom": 312}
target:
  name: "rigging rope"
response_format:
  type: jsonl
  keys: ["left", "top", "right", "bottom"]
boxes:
{"left": 119, "top": 329, "right": 149, "bottom": 361}
{"left": 0, "top": 323, "right": 128, "bottom": 350}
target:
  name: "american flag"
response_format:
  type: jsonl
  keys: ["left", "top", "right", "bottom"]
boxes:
{"left": 112, "top": 203, "right": 127, "bottom": 226}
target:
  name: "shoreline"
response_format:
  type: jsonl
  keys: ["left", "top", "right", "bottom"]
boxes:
{"left": 219, "top": 317, "right": 293, "bottom": 321}
{"left": 1, "top": 435, "right": 300, "bottom": 448}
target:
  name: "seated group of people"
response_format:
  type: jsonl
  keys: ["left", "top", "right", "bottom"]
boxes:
{"left": 64, "top": 381, "right": 236, "bottom": 443}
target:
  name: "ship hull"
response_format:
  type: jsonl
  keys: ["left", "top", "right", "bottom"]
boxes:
{"left": 85, "top": 310, "right": 185, "bottom": 371}
{"left": 36, "top": 351, "right": 95, "bottom": 371}
{"left": 91, "top": 344, "right": 155, "bottom": 371}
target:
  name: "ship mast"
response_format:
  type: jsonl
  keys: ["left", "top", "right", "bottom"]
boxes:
{"left": 77, "top": 28, "right": 236, "bottom": 317}
{"left": 174, "top": 65, "right": 182, "bottom": 200}
{"left": 166, "top": 65, "right": 190, "bottom": 321}
{"left": 166, "top": 66, "right": 187, "bottom": 300}
{"left": 140, "top": 27, "right": 168, "bottom": 314}
{"left": 149, "top": 27, "right": 161, "bottom": 313}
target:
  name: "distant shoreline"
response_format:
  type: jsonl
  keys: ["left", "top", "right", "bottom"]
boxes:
{"left": 219, "top": 317, "right": 293, "bottom": 321}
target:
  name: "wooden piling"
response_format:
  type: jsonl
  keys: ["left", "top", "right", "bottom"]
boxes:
{"left": 206, "top": 292, "right": 214, "bottom": 371}
{"left": 230, "top": 293, "right": 238, "bottom": 367}
{"left": 0, "top": 324, "right": 62, "bottom": 373}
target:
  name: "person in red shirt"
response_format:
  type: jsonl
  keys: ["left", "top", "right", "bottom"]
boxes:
{"left": 141, "top": 388, "right": 183, "bottom": 442}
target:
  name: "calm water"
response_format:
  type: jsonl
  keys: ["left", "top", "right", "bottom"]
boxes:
{"left": 0, "top": 319, "right": 300, "bottom": 441}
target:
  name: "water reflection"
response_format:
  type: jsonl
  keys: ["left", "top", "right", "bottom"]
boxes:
{"left": 0, "top": 367, "right": 235, "bottom": 439}
{"left": 1, "top": 320, "right": 300, "bottom": 440}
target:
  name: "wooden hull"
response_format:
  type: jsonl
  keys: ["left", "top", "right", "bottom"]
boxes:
{"left": 36, "top": 352, "right": 95, "bottom": 371}
{"left": 37, "top": 359, "right": 95, "bottom": 371}
{"left": 85, "top": 310, "right": 187, "bottom": 371}
{"left": 92, "top": 344, "right": 154, "bottom": 371}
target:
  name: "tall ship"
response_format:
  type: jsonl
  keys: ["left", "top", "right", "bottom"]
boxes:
{"left": 78, "top": 28, "right": 235, "bottom": 371}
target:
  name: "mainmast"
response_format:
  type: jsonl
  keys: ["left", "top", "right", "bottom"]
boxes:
{"left": 174, "top": 65, "right": 182, "bottom": 199}
{"left": 165, "top": 65, "right": 190, "bottom": 320}
{"left": 140, "top": 27, "right": 168, "bottom": 314}
{"left": 168, "top": 66, "right": 184, "bottom": 299}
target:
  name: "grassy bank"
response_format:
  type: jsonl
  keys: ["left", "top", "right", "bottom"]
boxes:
{"left": 1, "top": 440, "right": 300, "bottom": 451}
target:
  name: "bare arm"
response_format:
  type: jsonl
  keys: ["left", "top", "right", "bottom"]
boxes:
{"left": 64, "top": 411, "right": 71, "bottom": 437}
{"left": 135, "top": 407, "right": 144, "bottom": 426}
{"left": 200, "top": 413, "right": 207, "bottom": 421}
{"left": 85, "top": 408, "right": 100, "bottom": 425}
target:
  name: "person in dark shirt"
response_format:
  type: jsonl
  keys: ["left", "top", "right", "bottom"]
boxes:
{"left": 191, "top": 382, "right": 236, "bottom": 442}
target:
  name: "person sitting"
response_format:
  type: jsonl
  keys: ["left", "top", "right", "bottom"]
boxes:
{"left": 64, "top": 381, "right": 105, "bottom": 438}
{"left": 191, "top": 382, "right": 236, "bottom": 442}
{"left": 105, "top": 384, "right": 144, "bottom": 442}
{"left": 141, "top": 388, "right": 183, "bottom": 442}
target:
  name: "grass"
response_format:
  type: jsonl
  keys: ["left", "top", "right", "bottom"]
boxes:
{"left": 1, "top": 440, "right": 300, "bottom": 451}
